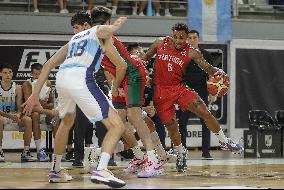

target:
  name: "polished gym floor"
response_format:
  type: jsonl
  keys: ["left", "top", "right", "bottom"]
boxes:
{"left": 0, "top": 150, "right": 283, "bottom": 189}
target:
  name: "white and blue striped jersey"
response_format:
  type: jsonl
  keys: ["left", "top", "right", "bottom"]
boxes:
{"left": 59, "top": 26, "right": 104, "bottom": 73}
{"left": 0, "top": 82, "right": 16, "bottom": 113}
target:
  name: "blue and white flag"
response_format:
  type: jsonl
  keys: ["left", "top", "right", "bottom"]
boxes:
{"left": 188, "top": 0, "right": 232, "bottom": 42}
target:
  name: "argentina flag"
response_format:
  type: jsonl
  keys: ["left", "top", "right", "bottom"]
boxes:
{"left": 188, "top": 0, "right": 232, "bottom": 42}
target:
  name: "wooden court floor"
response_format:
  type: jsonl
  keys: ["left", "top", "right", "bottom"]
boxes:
{"left": 0, "top": 151, "right": 284, "bottom": 189}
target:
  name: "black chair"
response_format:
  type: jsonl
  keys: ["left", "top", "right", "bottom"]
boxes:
{"left": 275, "top": 110, "right": 284, "bottom": 128}
{"left": 249, "top": 110, "right": 276, "bottom": 130}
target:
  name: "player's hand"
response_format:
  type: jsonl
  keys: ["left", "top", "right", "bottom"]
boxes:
{"left": 21, "top": 93, "right": 40, "bottom": 116}
{"left": 118, "top": 88, "right": 125, "bottom": 96}
{"left": 208, "top": 94, "right": 217, "bottom": 105}
{"left": 111, "top": 17, "right": 128, "bottom": 33}
{"left": 112, "top": 86, "right": 119, "bottom": 97}
{"left": 143, "top": 105, "right": 156, "bottom": 117}
{"left": 214, "top": 69, "right": 229, "bottom": 83}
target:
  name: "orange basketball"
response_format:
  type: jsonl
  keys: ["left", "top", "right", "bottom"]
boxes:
{"left": 207, "top": 76, "right": 229, "bottom": 97}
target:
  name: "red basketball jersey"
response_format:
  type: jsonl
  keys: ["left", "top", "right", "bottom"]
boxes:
{"left": 154, "top": 37, "right": 191, "bottom": 86}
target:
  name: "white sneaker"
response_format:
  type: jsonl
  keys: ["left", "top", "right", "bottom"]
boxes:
{"left": 0, "top": 150, "right": 5, "bottom": 162}
{"left": 49, "top": 168, "right": 73, "bottom": 183}
{"left": 34, "top": 9, "right": 39, "bottom": 13}
{"left": 155, "top": 12, "right": 161, "bottom": 17}
{"left": 60, "top": 9, "right": 69, "bottom": 14}
{"left": 165, "top": 12, "right": 172, "bottom": 17}
{"left": 139, "top": 12, "right": 145, "bottom": 16}
{"left": 91, "top": 169, "right": 126, "bottom": 188}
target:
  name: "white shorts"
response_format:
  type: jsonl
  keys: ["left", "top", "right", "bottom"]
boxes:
{"left": 56, "top": 67, "right": 112, "bottom": 124}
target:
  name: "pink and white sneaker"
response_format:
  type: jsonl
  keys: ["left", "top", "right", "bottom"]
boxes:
{"left": 137, "top": 161, "right": 165, "bottom": 178}
{"left": 123, "top": 158, "right": 145, "bottom": 174}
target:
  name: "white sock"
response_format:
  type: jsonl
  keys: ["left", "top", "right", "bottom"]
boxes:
{"left": 165, "top": 8, "right": 170, "bottom": 14}
{"left": 51, "top": 154, "right": 62, "bottom": 172}
{"left": 147, "top": 150, "right": 158, "bottom": 163}
{"left": 132, "top": 6, "right": 137, "bottom": 14}
{"left": 174, "top": 144, "right": 185, "bottom": 155}
{"left": 215, "top": 129, "right": 228, "bottom": 143}
{"left": 35, "top": 139, "right": 41, "bottom": 152}
{"left": 112, "top": 6, "right": 117, "bottom": 14}
{"left": 96, "top": 152, "right": 111, "bottom": 171}
{"left": 131, "top": 145, "right": 144, "bottom": 160}
{"left": 151, "top": 132, "right": 167, "bottom": 158}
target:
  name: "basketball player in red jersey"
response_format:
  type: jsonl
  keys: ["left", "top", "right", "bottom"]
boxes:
{"left": 92, "top": 6, "right": 165, "bottom": 178}
{"left": 143, "top": 23, "right": 244, "bottom": 172}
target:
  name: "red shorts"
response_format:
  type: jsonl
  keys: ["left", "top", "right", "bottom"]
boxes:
{"left": 154, "top": 84, "right": 198, "bottom": 124}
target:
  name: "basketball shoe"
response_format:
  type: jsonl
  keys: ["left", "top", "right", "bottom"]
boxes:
{"left": 123, "top": 158, "right": 146, "bottom": 174}
{"left": 21, "top": 151, "right": 37, "bottom": 162}
{"left": 176, "top": 150, "right": 187, "bottom": 173}
{"left": 37, "top": 148, "right": 50, "bottom": 162}
{"left": 137, "top": 160, "right": 165, "bottom": 178}
{"left": 219, "top": 138, "right": 244, "bottom": 154}
{"left": 49, "top": 168, "right": 73, "bottom": 183}
{"left": 91, "top": 169, "right": 126, "bottom": 188}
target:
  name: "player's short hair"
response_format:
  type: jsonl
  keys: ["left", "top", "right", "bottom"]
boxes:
{"left": 71, "top": 11, "right": 92, "bottom": 27}
{"left": 189, "top": 30, "right": 200, "bottom": 37}
{"left": 127, "top": 43, "right": 140, "bottom": 52}
{"left": 172, "top": 23, "right": 189, "bottom": 34}
{"left": 0, "top": 63, "right": 13, "bottom": 72}
{"left": 91, "top": 6, "right": 112, "bottom": 25}
{"left": 31, "top": 63, "right": 43, "bottom": 71}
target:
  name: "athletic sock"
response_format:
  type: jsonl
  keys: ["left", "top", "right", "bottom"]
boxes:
{"left": 131, "top": 145, "right": 144, "bottom": 160}
{"left": 96, "top": 152, "right": 111, "bottom": 171}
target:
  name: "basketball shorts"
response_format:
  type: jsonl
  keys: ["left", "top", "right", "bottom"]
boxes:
{"left": 56, "top": 67, "right": 112, "bottom": 124}
{"left": 153, "top": 84, "right": 198, "bottom": 124}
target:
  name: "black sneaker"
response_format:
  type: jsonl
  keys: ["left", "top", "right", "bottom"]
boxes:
{"left": 72, "top": 160, "right": 83, "bottom": 168}
{"left": 108, "top": 157, "right": 117, "bottom": 166}
{"left": 0, "top": 150, "right": 5, "bottom": 162}
{"left": 202, "top": 152, "right": 214, "bottom": 160}
{"left": 65, "top": 150, "right": 74, "bottom": 162}
{"left": 21, "top": 151, "right": 37, "bottom": 162}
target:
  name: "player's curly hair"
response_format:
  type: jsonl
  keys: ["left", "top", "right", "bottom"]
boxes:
{"left": 172, "top": 23, "right": 189, "bottom": 34}
{"left": 71, "top": 11, "right": 92, "bottom": 27}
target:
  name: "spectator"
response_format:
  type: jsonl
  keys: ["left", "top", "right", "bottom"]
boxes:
{"left": 58, "top": 0, "right": 69, "bottom": 13}
{"left": 22, "top": 63, "right": 58, "bottom": 162}
{"left": 32, "top": 0, "right": 39, "bottom": 13}
{"left": 164, "top": 0, "right": 172, "bottom": 16}
{"left": 138, "top": 0, "right": 161, "bottom": 16}
{"left": 111, "top": 0, "right": 119, "bottom": 15}
{"left": 0, "top": 63, "right": 36, "bottom": 162}
{"left": 86, "top": 0, "right": 95, "bottom": 15}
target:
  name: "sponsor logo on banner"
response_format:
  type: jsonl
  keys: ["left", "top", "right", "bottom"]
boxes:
{"left": 247, "top": 135, "right": 253, "bottom": 147}
{"left": 15, "top": 48, "right": 59, "bottom": 82}
{"left": 265, "top": 135, "right": 272, "bottom": 147}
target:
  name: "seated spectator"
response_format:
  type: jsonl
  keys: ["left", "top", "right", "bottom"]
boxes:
{"left": 0, "top": 63, "right": 36, "bottom": 162}
{"left": 164, "top": 0, "right": 172, "bottom": 17}
{"left": 138, "top": 0, "right": 161, "bottom": 16}
{"left": 22, "top": 63, "right": 57, "bottom": 162}
{"left": 111, "top": 0, "right": 119, "bottom": 15}
{"left": 58, "top": 0, "right": 69, "bottom": 13}
{"left": 32, "top": 0, "right": 39, "bottom": 13}
{"left": 86, "top": 0, "right": 95, "bottom": 15}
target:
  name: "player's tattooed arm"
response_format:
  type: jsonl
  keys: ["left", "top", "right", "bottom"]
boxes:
{"left": 189, "top": 47, "right": 219, "bottom": 76}
{"left": 143, "top": 38, "right": 163, "bottom": 62}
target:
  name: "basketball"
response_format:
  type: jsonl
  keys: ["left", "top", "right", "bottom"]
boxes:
{"left": 207, "top": 75, "right": 229, "bottom": 97}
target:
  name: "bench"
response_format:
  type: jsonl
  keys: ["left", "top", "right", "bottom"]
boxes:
{"left": 4, "top": 123, "right": 54, "bottom": 153}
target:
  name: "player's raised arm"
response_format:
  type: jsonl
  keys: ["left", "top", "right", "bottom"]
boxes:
{"left": 96, "top": 17, "right": 127, "bottom": 39}
{"left": 143, "top": 38, "right": 163, "bottom": 62}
